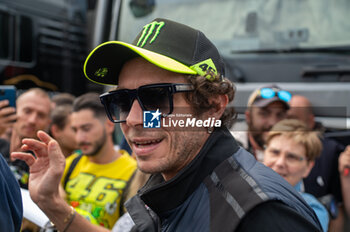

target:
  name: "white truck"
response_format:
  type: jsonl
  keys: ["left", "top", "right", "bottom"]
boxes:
{"left": 91, "top": 0, "right": 350, "bottom": 145}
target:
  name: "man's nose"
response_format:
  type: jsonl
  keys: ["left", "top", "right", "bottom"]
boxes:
{"left": 75, "top": 130, "right": 87, "bottom": 142}
{"left": 275, "top": 155, "right": 287, "bottom": 167}
{"left": 27, "top": 113, "right": 38, "bottom": 123}
{"left": 125, "top": 99, "right": 143, "bottom": 127}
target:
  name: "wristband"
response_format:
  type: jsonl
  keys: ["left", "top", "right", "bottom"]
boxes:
{"left": 62, "top": 206, "right": 76, "bottom": 232}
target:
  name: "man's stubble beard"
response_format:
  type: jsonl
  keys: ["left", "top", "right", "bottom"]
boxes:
{"left": 137, "top": 129, "right": 206, "bottom": 177}
{"left": 248, "top": 123, "right": 270, "bottom": 148}
{"left": 83, "top": 130, "right": 107, "bottom": 157}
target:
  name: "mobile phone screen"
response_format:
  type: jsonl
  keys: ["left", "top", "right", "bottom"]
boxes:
{"left": 0, "top": 85, "right": 17, "bottom": 108}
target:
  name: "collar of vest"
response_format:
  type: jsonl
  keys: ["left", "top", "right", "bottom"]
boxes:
{"left": 138, "top": 127, "right": 239, "bottom": 215}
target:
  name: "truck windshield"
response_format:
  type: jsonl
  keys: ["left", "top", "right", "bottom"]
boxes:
{"left": 118, "top": 0, "right": 350, "bottom": 56}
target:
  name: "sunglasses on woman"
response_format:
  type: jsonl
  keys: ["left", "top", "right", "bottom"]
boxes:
{"left": 100, "top": 83, "right": 194, "bottom": 123}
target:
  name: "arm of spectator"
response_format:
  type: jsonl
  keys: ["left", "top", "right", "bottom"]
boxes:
{"left": 339, "top": 145, "right": 350, "bottom": 216}
{"left": 11, "top": 131, "right": 110, "bottom": 232}
{"left": 0, "top": 100, "right": 17, "bottom": 137}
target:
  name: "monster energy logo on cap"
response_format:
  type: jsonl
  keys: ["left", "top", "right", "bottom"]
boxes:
{"left": 134, "top": 20, "right": 219, "bottom": 78}
{"left": 137, "top": 21, "right": 165, "bottom": 48}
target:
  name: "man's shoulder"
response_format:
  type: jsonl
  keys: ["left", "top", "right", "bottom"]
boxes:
{"left": 62, "top": 152, "right": 84, "bottom": 180}
{"left": 222, "top": 148, "right": 321, "bottom": 230}
{"left": 237, "top": 201, "right": 320, "bottom": 232}
{"left": 65, "top": 152, "right": 83, "bottom": 165}
{"left": 114, "top": 151, "right": 137, "bottom": 173}
{"left": 118, "top": 150, "right": 136, "bottom": 164}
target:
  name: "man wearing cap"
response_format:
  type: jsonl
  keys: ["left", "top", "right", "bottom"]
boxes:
{"left": 12, "top": 18, "right": 322, "bottom": 231}
{"left": 231, "top": 85, "right": 291, "bottom": 162}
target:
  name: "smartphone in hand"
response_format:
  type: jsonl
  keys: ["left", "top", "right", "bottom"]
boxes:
{"left": 0, "top": 85, "right": 17, "bottom": 108}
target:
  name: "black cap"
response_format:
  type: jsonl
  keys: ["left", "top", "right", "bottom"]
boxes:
{"left": 248, "top": 84, "right": 291, "bottom": 109}
{"left": 84, "top": 18, "right": 225, "bottom": 86}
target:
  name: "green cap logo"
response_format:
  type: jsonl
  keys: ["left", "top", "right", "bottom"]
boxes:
{"left": 137, "top": 21, "right": 165, "bottom": 48}
{"left": 95, "top": 68, "right": 108, "bottom": 78}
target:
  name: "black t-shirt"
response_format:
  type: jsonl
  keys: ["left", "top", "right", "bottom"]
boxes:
{"left": 303, "top": 137, "right": 344, "bottom": 202}
{"left": 237, "top": 201, "right": 321, "bottom": 232}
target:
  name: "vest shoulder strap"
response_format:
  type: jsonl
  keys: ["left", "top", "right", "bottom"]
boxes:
{"left": 63, "top": 154, "right": 83, "bottom": 190}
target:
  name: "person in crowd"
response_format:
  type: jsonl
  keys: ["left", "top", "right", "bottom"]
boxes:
{"left": 50, "top": 104, "right": 78, "bottom": 157}
{"left": 287, "top": 94, "right": 346, "bottom": 231}
{"left": 51, "top": 92, "right": 76, "bottom": 109}
{"left": 59, "top": 92, "right": 136, "bottom": 229}
{"left": 0, "top": 154, "right": 23, "bottom": 232}
{"left": 230, "top": 84, "right": 291, "bottom": 161}
{"left": 0, "top": 88, "right": 52, "bottom": 189}
{"left": 12, "top": 18, "right": 322, "bottom": 231}
{"left": 263, "top": 119, "right": 329, "bottom": 232}
{"left": 339, "top": 145, "right": 350, "bottom": 217}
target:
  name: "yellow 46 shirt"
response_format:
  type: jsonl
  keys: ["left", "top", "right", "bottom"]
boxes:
{"left": 61, "top": 151, "right": 136, "bottom": 229}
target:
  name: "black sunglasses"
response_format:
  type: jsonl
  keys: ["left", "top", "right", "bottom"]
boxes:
{"left": 100, "top": 83, "right": 194, "bottom": 123}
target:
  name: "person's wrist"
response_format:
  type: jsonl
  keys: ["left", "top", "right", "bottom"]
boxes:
{"left": 36, "top": 192, "right": 64, "bottom": 211}
{"left": 62, "top": 206, "right": 76, "bottom": 232}
{"left": 46, "top": 206, "right": 76, "bottom": 232}
{"left": 36, "top": 195, "right": 75, "bottom": 231}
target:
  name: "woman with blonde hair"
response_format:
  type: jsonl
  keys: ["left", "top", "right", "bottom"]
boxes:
{"left": 263, "top": 119, "right": 329, "bottom": 232}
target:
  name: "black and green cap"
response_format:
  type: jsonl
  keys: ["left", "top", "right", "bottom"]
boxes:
{"left": 84, "top": 18, "right": 225, "bottom": 86}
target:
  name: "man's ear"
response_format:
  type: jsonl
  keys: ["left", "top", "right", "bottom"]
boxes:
{"left": 207, "top": 94, "right": 229, "bottom": 119}
{"left": 308, "top": 113, "right": 315, "bottom": 129}
{"left": 105, "top": 119, "right": 115, "bottom": 134}
{"left": 50, "top": 124, "right": 59, "bottom": 138}
{"left": 303, "top": 160, "right": 315, "bottom": 178}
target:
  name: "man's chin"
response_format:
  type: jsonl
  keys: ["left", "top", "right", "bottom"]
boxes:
{"left": 252, "top": 134, "right": 265, "bottom": 148}
{"left": 20, "top": 132, "right": 37, "bottom": 139}
{"left": 137, "top": 161, "right": 161, "bottom": 175}
{"left": 81, "top": 149, "right": 96, "bottom": 156}
{"left": 84, "top": 152, "right": 97, "bottom": 157}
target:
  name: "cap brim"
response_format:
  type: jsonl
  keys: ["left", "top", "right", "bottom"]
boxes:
{"left": 253, "top": 97, "right": 290, "bottom": 109}
{"left": 84, "top": 41, "right": 197, "bottom": 86}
